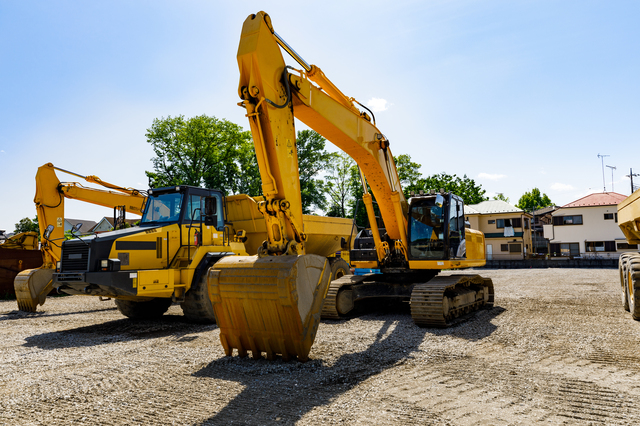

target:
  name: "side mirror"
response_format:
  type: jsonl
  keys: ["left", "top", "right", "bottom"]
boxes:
{"left": 71, "top": 223, "right": 83, "bottom": 234}
{"left": 204, "top": 197, "right": 218, "bottom": 227}
{"left": 43, "top": 224, "right": 54, "bottom": 240}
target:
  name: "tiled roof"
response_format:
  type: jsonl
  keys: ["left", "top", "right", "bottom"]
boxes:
{"left": 532, "top": 205, "right": 558, "bottom": 215}
{"left": 467, "top": 200, "right": 523, "bottom": 214}
{"left": 66, "top": 218, "right": 98, "bottom": 233}
{"left": 464, "top": 205, "right": 480, "bottom": 215}
{"left": 562, "top": 192, "right": 627, "bottom": 208}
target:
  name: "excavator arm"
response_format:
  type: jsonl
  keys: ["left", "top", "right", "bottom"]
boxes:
{"left": 15, "top": 163, "right": 146, "bottom": 312}
{"left": 236, "top": 13, "right": 406, "bottom": 261}
{"left": 208, "top": 12, "right": 492, "bottom": 361}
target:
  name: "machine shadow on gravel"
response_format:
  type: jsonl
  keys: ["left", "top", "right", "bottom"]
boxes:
{"left": 0, "top": 306, "right": 117, "bottom": 321}
{"left": 22, "top": 314, "right": 216, "bottom": 349}
{"left": 194, "top": 306, "right": 504, "bottom": 425}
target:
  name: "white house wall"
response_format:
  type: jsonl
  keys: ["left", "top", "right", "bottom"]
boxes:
{"left": 550, "top": 205, "right": 627, "bottom": 257}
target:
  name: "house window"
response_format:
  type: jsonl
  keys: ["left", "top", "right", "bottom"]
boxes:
{"left": 550, "top": 242, "right": 580, "bottom": 257}
{"left": 618, "top": 242, "right": 639, "bottom": 250}
{"left": 500, "top": 244, "right": 509, "bottom": 252}
{"left": 586, "top": 241, "right": 616, "bottom": 252}
{"left": 512, "top": 218, "right": 522, "bottom": 228}
{"left": 552, "top": 215, "right": 583, "bottom": 226}
{"left": 509, "top": 243, "right": 521, "bottom": 253}
{"left": 604, "top": 213, "right": 614, "bottom": 220}
{"left": 496, "top": 219, "right": 513, "bottom": 229}
{"left": 524, "top": 218, "right": 529, "bottom": 229}
{"left": 488, "top": 220, "right": 495, "bottom": 225}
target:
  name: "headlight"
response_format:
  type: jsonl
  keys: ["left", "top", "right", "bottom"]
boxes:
{"left": 100, "top": 259, "right": 121, "bottom": 271}
{"left": 56, "top": 261, "right": 61, "bottom": 272}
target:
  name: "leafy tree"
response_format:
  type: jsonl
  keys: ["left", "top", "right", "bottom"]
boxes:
{"left": 296, "top": 130, "right": 335, "bottom": 214}
{"left": 14, "top": 216, "right": 39, "bottom": 235}
{"left": 145, "top": 115, "right": 257, "bottom": 195}
{"left": 493, "top": 193, "right": 510, "bottom": 203}
{"left": 419, "top": 173, "right": 488, "bottom": 205}
{"left": 516, "top": 188, "right": 553, "bottom": 212}
{"left": 395, "top": 154, "right": 423, "bottom": 195}
{"left": 325, "top": 152, "right": 357, "bottom": 218}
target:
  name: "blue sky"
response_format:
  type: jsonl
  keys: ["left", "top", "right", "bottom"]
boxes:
{"left": 1, "top": 1, "right": 638, "bottom": 231}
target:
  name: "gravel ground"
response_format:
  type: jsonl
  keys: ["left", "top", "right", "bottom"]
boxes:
{"left": 1, "top": 268, "right": 640, "bottom": 425}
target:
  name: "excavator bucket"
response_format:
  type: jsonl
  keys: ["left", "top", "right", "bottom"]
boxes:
{"left": 208, "top": 254, "right": 331, "bottom": 362}
{"left": 14, "top": 268, "right": 54, "bottom": 312}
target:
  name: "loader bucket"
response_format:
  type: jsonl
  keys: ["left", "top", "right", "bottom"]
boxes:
{"left": 208, "top": 254, "right": 331, "bottom": 362}
{"left": 14, "top": 268, "right": 54, "bottom": 312}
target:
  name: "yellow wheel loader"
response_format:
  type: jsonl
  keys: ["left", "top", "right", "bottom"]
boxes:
{"left": 14, "top": 163, "right": 147, "bottom": 312}
{"left": 47, "top": 182, "right": 352, "bottom": 322}
{"left": 618, "top": 188, "right": 640, "bottom": 319}
{"left": 206, "top": 12, "right": 495, "bottom": 361}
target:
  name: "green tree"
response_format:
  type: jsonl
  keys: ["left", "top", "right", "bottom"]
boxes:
{"left": 145, "top": 115, "right": 257, "bottom": 195}
{"left": 493, "top": 193, "right": 510, "bottom": 203}
{"left": 14, "top": 216, "right": 39, "bottom": 235}
{"left": 395, "top": 154, "right": 423, "bottom": 196}
{"left": 414, "top": 173, "right": 488, "bottom": 205}
{"left": 516, "top": 188, "right": 553, "bottom": 212}
{"left": 325, "top": 152, "right": 357, "bottom": 218}
{"left": 296, "top": 130, "right": 335, "bottom": 214}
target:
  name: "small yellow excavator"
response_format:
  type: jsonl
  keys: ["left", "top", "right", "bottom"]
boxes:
{"left": 14, "top": 163, "right": 147, "bottom": 312}
{"left": 207, "top": 12, "right": 494, "bottom": 361}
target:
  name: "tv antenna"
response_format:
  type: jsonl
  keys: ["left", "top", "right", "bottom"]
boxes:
{"left": 598, "top": 154, "right": 609, "bottom": 191}
{"left": 606, "top": 165, "right": 616, "bottom": 192}
{"left": 627, "top": 168, "right": 640, "bottom": 193}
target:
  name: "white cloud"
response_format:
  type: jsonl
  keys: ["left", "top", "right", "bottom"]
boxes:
{"left": 0, "top": 150, "right": 4, "bottom": 153}
{"left": 366, "top": 97, "right": 389, "bottom": 112}
{"left": 478, "top": 172, "right": 506, "bottom": 180}
{"left": 551, "top": 183, "right": 575, "bottom": 191}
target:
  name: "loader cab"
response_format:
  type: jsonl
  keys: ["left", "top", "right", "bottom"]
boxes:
{"left": 408, "top": 193, "right": 466, "bottom": 260}
{"left": 140, "top": 186, "right": 224, "bottom": 230}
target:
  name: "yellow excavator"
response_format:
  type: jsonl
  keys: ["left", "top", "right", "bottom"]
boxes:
{"left": 207, "top": 12, "right": 494, "bottom": 361}
{"left": 14, "top": 163, "right": 147, "bottom": 312}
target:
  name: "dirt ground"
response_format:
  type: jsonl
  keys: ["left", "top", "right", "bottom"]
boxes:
{"left": 1, "top": 268, "right": 640, "bottom": 425}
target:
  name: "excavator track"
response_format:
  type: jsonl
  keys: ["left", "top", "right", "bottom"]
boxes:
{"left": 410, "top": 274, "right": 494, "bottom": 328}
{"left": 321, "top": 275, "right": 364, "bottom": 319}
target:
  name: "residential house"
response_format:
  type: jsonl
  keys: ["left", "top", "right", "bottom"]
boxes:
{"left": 466, "top": 200, "right": 533, "bottom": 260}
{"left": 64, "top": 218, "right": 97, "bottom": 235}
{"left": 531, "top": 205, "right": 558, "bottom": 255}
{"left": 545, "top": 192, "right": 635, "bottom": 259}
{"left": 90, "top": 217, "right": 139, "bottom": 233}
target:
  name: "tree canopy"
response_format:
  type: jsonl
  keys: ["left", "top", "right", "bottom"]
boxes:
{"left": 324, "top": 152, "right": 357, "bottom": 218}
{"left": 516, "top": 188, "right": 553, "bottom": 212}
{"left": 14, "top": 216, "right": 39, "bottom": 235}
{"left": 145, "top": 115, "right": 258, "bottom": 195}
{"left": 296, "top": 130, "right": 335, "bottom": 214}
{"left": 493, "top": 193, "right": 510, "bottom": 203}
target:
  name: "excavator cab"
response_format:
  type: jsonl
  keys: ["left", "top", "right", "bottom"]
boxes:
{"left": 407, "top": 193, "right": 466, "bottom": 261}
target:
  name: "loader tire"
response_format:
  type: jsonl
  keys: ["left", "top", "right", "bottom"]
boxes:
{"left": 329, "top": 258, "right": 351, "bottom": 281}
{"left": 114, "top": 298, "right": 173, "bottom": 320}
{"left": 620, "top": 254, "right": 631, "bottom": 312}
{"left": 626, "top": 256, "right": 640, "bottom": 320}
{"left": 181, "top": 274, "right": 216, "bottom": 324}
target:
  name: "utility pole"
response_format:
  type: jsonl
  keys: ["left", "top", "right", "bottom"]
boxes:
{"left": 598, "top": 154, "right": 609, "bottom": 192}
{"left": 627, "top": 168, "right": 640, "bottom": 193}
{"left": 606, "top": 165, "right": 616, "bottom": 192}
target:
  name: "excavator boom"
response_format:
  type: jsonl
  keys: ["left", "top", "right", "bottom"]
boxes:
{"left": 14, "top": 163, "right": 146, "bottom": 312}
{"left": 209, "top": 12, "right": 493, "bottom": 361}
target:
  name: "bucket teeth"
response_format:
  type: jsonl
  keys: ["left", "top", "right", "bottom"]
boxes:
{"left": 208, "top": 254, "right": 331, "bottom": 362}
